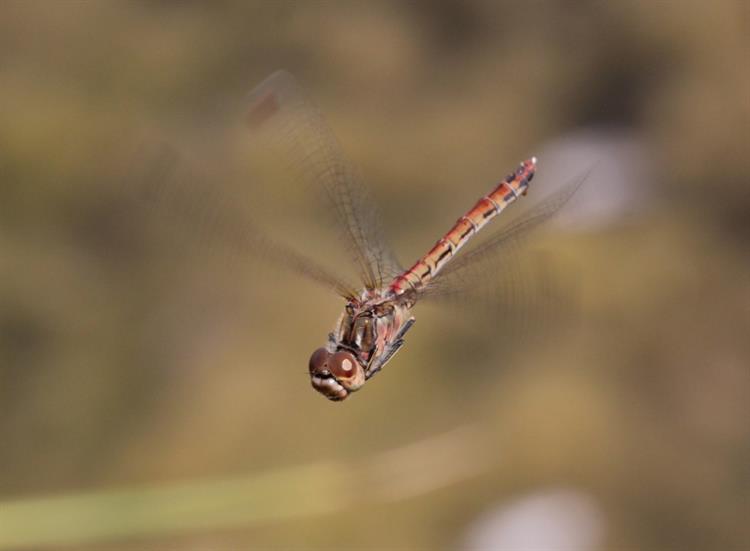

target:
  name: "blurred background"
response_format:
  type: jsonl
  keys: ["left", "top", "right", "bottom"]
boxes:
{"left": 1, "top": 1, "right": 748, "bottom": 549}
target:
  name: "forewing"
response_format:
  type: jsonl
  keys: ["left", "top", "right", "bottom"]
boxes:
{"left": 121, "top": 143, "right": 358, "bottom": 298}
{"left": 245, "top": 70, "right": 401, "bottom": 290}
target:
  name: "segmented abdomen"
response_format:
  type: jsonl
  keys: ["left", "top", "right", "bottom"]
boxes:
{"left": 389, "top": 157, "right": 536, "bottom": 296}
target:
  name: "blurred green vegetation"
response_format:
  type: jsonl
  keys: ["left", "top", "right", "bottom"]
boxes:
{"left": 1, "top": 1, "right": 748, "bottom": 549}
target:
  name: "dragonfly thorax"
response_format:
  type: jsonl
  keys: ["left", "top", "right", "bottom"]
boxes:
{"left": 308, "top": 293, "right": 414, "bottom": 401}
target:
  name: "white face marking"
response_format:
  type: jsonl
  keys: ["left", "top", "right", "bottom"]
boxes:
{"left": 312, "top": 376, "right": 347, "bottom": 399}
{"left": 341, "top": 358, "right": 353, "bottom": 372}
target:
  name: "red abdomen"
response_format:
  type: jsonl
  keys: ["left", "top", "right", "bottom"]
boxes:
{"left": 389, "top": 157, "right": 536, "bottom": 296}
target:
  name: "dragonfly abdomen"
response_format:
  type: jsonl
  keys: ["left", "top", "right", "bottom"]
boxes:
{"left": 389, "top": 157, "right": 536, "bottom": 295}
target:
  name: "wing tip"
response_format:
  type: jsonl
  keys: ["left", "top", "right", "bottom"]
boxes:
{"left": 245, "top": 69, "right": 297, "bottom": 128}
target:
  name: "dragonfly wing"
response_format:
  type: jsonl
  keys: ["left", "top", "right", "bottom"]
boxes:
{"left": 245, "top": 70, "right": 401, "bottom": 291}
{"left": 123, "top": 143, "right": 358, "bottom": 298}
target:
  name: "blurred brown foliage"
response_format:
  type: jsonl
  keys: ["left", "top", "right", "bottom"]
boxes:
{"left": 1, "top": 1, "right": 748, "bottom": 549}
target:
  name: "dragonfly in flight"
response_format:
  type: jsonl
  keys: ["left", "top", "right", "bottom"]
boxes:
{"left": 145, "top": 70, "right": 583, "bottom": 402}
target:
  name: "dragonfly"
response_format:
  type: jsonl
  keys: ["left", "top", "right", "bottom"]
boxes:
{"left": 305, "top": 155, "right": 539, "bottom": 401}
{"left": 142, "top": 70, "right": 583, "bottom": 402}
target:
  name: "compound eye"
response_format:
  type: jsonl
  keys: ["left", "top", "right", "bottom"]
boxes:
{"left": 309, "top": 348, "right": 330, "bottom": 375}
{"left": 329, "top": 351, "right": 358, "bottom": 379}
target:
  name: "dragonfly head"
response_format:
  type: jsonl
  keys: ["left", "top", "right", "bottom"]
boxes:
{"left": 308, "top": 347, "right": 366, "bottom": 401}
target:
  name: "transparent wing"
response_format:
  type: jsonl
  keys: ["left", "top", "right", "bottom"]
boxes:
{"left": 418, "top": 171, "right": 588, "bottom": 306}
{"left": 244, "top": 70, "right": 401, "bottom": 291}
{"left": 122, "top": 143, "right": 358, "bottom": 299}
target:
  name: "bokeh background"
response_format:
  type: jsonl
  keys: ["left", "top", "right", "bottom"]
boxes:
{"left": 1, "top": 2, "right": 748, "bottom": 549}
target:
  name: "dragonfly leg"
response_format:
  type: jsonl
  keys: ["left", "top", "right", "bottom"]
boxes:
{"left": 365, "top": 318, "right": 415, "bottom": 379}
{"left": 393, "top": 317, "right": 415, "bottom": 343}
{"left": 327, "top": 332, "right": 337, "bottom": 351}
